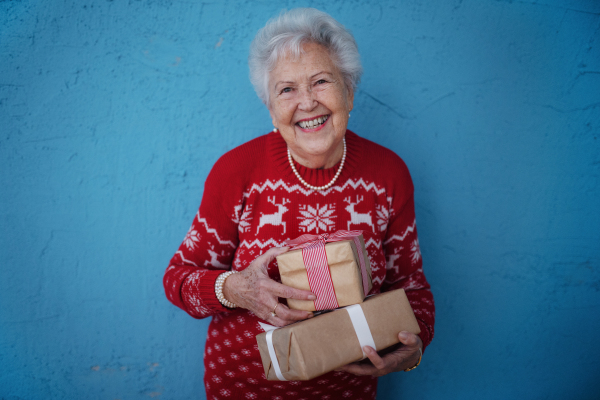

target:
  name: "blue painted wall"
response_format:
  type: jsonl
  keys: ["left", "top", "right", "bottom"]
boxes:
{"left": 1, "top": 1, "right": 599, "bottom": 399}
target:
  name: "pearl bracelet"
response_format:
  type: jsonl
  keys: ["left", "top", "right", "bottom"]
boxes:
{"left": 215, "top": 271, "right": 238, "bottom": 309}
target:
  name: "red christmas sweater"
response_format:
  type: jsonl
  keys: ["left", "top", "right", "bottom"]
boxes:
{"left": 164, "top": 130, "right": 435, "bottom": 400}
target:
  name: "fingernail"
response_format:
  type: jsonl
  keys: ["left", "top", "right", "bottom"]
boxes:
{"left": 307, "top": 312, "right": 314, "bottom": 318}
{"left": 399, "top": 331, "right": 409, "bottom": 340}
{"left": 308, "top": 295, "right": 316, "bottom": 300}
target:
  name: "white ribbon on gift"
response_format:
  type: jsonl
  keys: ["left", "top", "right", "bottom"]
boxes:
{"left": 259, "top": 304, "right": 376, "bottom": 381}
{"left": 259, "top": 322, "right": 287, "bottom": 381}
{"left": 344, "top": 304, "right": 377, "bottom": 359}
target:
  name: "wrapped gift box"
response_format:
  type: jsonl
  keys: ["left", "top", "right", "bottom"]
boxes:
{"left": 276, "top": 232, "right": 373, "bottom": 311}
{"left": 256, "top": 289, "right": 420, "bottom": 381}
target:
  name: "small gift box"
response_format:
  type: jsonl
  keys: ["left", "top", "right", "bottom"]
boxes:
{"left": 256, "top": 289, "right": 421, "bottom": 381}
{"left": 276, "top": 230, "right": 373, "bottom": 311}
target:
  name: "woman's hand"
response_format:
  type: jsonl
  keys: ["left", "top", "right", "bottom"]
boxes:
{"left": 337, "top": 331, "right": 422, "bottom": 377}
{"left": 222, "top": 246, "right": 316, "bottom": 327}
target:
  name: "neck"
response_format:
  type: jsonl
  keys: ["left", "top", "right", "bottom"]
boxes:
{"left": 289, "top": 139, "right": 345, "bottom": 169}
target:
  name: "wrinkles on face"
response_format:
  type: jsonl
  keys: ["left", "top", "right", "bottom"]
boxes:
{"left": 268, "top": 42, "right": 354, "bottom": 169}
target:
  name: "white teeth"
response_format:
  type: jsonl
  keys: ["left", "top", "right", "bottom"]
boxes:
{"left": 299, "top": 115, "right": 328, "bottom": 129}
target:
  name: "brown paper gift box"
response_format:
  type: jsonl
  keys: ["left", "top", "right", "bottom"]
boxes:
{"left": 256, "top": 289, "right": 420, "bottom": 381}
{"left": 276, "top": 235, "right": 373, "bottom": 311}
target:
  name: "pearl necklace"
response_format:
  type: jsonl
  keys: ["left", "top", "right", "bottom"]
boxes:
{"left": 287, "top": 138, "right": 346, "bottom": 191}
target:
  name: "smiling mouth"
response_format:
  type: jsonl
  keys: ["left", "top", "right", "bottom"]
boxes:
{"left": 297, "top": 115, "right": 329, "bottom": 129}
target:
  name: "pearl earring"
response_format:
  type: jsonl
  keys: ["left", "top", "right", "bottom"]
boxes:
{"left": 349, "top": 113, "right": 351, "bottom": 118}
{"left": 273, "top": 128, "right": 278, "bottom": 133}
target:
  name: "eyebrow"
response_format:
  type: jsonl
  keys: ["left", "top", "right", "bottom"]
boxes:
{"left": 273, "top": 71, "right": 335, "bottom": 89}
{"left": 310, "top": 71, "right": 334, "bottom": 80}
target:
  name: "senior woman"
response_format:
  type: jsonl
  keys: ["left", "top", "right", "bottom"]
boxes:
{"left": 164, "top": 8, "right": 435, "bottom": 399}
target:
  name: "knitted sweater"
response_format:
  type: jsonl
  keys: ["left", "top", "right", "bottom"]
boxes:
{"left": 164, "top": 130, "right": 435, "bottom": 400}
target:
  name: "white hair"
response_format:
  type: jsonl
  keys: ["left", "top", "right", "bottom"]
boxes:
{"left": 249, "top": 8, "right": 363, "bottom": 106}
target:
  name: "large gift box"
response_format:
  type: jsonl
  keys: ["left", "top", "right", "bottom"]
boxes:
{"left": 276, "top": 230, "right": 373, "bottom": 311}
{"left": 256, "top": 289, "right": 420, "bottom": 381}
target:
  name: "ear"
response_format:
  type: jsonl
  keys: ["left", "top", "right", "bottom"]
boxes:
{"left": 347, "top": 85, "right": 354, "bottom": 113}
{"left": 268, "top": 106, "right": 278, "bottom": 130}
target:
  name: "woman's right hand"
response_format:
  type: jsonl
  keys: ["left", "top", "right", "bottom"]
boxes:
{"left": 222, "top": 246, "right": 316, "bottom": 327}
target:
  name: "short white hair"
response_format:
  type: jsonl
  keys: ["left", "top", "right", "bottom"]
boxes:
{"left": 249, "top": 8, "right": 362, "bottom": 106}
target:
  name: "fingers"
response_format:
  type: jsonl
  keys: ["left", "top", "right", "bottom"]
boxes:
{"left": 337, "top": 362, "right": 379, "bottom": 376}
{"left": 363, "top": 346, "right": 386, "bottom": 370}
{"left": 266, "top": 305, "right": 311, "bottom": 327}
{"left": 336, "top": 347, "right": 389, "bottom": 377}
{"left": 272, "top": 303, "right": 312, "bottom": 323}
{"left": 266, "top": 280, "right": 316, "bottom": 301}
{"left": 254, "top": 246, "right": 289, "bottom": 266}
{"left": 398, "top": 331, "right": 422, "bottom": 349}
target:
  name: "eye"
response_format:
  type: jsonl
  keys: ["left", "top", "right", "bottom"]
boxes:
{"left": 280, "top": 87, "right": 292, "bottom": 94}
{"left": 316, "top": 79, "right": 327, "bottom": 85}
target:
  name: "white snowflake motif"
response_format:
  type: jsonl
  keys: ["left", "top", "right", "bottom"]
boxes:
{"left": 233, "top": 204, "right": 242, "bottom": 224}
{"left": 239, "top": 365, "right": 249, "bottom": 372}
{"left": 225, "top": 370, "right": 236, "bottom": 377}
{"left": 342, "top": 391, "right": 353, "bottom": 398}
{"left": 411, "top": 238, "right": 422, "bottom": 265}
{"left": 212, "top": 375, "right": 222, "bottom": 383}
{"left": 217, "top": 357, "right": 226, "bottom": 364}
{"left": 245, "top": 393, "right": 257, "bottom": 399}
{"left": 219, "top": 388, "right": 231, "bottom": 397}
{"left": 183, "top": 227, "right": 201, "bottom": 250}
{"left": 297, "top": 203, "right": 336, "bottom": 233}
{"left": 238, "top": 205, "right": 253, "bottom": 233}
{"left": 230, "top": 353, "right": 240, "bottom": 360}
{"left": 375, "top": 204, "right": 389, "bottom": 232}
{"left": 223, "top": 339, "right": 231, "bottom": 346}
{"left": 241, "top": 349, "right": 252, "bottom": 356}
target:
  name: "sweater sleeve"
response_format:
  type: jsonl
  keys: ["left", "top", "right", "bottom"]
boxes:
{"left": 380, "top": 160, "right": 435, "bottom": 352}
{"left": 163, "top": 155, "right": 242, "bottom": 319}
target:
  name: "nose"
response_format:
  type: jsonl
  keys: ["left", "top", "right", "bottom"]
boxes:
{"left": 297, "top": 84, "right": 317, "bottom": 111}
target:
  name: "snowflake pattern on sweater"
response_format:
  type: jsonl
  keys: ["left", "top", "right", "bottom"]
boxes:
{"left": 164, "top": 130, "right": 435, "bottom": 400}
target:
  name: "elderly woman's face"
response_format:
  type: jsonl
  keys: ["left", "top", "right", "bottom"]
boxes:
{"left": 268, "top": 42, "right": 354, "bottom": 165}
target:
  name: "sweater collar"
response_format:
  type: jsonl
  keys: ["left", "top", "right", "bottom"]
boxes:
{"left": 267, "top": 129, "right": 361, "bottom": 189}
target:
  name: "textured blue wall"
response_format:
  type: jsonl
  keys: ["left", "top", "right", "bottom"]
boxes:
{"left": 1, "top": 1, "right": 599, "bottom": 399}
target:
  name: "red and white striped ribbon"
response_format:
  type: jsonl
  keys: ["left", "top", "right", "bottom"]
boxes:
{"left": 286, "top": 230, "right": 369, "bottom": 311}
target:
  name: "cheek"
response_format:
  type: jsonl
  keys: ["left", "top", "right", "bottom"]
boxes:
{"left": 273, "top": 104, "right": 294, "bottom": 125}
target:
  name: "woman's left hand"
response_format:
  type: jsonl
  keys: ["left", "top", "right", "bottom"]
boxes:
{"left": 336, "top": 331, "right": 422, "bottom": 377}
